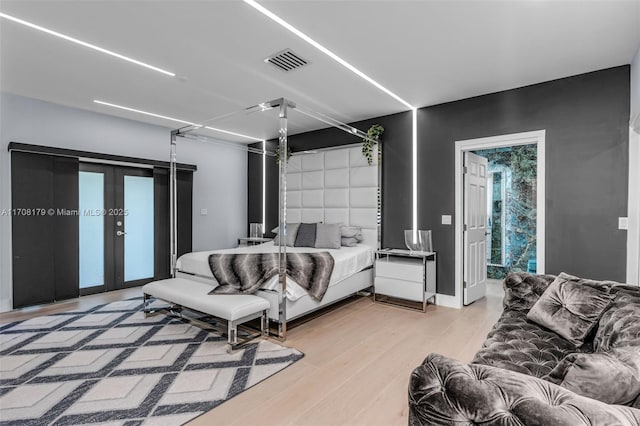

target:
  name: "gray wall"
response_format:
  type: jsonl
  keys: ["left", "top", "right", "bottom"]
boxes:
{"left": 0, "top": 93, "right": 247, "bottom": 312}
{"left": 418, "top": 66, "right": 630, "bottom": 294}
{"left": 250, "top": 66, "right": 631, "bottom": 296}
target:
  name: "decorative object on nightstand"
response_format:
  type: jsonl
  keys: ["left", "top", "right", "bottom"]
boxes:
{"left": 249, "top": 223, "right": 263, "bottom": 238}
{"left": 374, "top": 248, "right": 437, "bottom": 312}
{"left": 404, "top": 229, "right": 433, "bottom": 252}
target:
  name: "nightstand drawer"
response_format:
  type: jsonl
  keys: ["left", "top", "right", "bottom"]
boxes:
{"left": 375, "top": 277, "right": 423, "bottom": 302}
{"left": 375, "top": 259, "right": 423, "bottom": 282}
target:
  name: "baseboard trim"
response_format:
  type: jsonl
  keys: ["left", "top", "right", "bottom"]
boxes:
{"left": 0, "top": 297, "right": 12, "bottom": 313}
{"left": 435, "top": 293, "right": 461, "bottom": 309}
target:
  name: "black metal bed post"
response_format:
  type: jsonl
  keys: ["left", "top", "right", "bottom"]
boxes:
{"left": 170, "top": 130, "right": 178, "bottom": 277}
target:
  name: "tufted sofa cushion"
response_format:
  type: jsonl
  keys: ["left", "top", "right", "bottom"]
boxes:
{"left": 595, "top": 286, "right": 640, "bottom": 352}
{"left": 545, "top": 348, "right": 640, "bottom": 406}
{"left": 502, "top": 272, "right": 556, "bottom": 312}
{"left": 526, "top": 273, "right": 613, "bottom": 347}
{"left": 472, "top": 309, "right": 584, "bottom": 378}
{"left": 409, "top": 353, "right": 640, "bottom": 426}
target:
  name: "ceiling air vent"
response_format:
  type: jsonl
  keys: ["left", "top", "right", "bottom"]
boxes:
{"left": 265, "top": 49, "right": 309, "bottom": 72}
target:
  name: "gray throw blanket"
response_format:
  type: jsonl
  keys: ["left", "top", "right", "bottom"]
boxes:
{"left": 207, "top": 252, "right": 335, "bottom": 302}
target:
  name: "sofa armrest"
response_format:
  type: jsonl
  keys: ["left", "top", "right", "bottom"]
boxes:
{"left": 409, "top": 353, "right": 640, "bottom": 426}
{"left": 502, "top": 272, "right": 557, "bottom": 311}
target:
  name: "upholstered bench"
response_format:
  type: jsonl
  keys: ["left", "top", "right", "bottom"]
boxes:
{"left": 142, "top": 277, "right": 269, "bottom": 350}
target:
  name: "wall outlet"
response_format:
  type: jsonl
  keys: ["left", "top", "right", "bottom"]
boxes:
{"left": 442, "top": 215, "right": 452, "bottom": 225}
{"left": 200, "top": 208, "right": 208, "bottom": 216}
{"left": 618, "top": 217, "right": 628, "bottom": 230}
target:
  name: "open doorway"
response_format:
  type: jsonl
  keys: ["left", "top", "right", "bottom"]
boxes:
{"left": 475, "top": 144, "right": 538, "bottom": 279}
{"left": 454, "top": 130, "right": 546, "bottom": 307}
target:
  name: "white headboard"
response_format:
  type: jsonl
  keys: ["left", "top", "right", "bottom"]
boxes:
{"left": 285, "top": 145, "right": 379, "bottom": 249}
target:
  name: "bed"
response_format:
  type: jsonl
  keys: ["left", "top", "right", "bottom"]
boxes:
{"left": 168, "top": 98, "right": 380, "bottom": 339}
{"left": 175, "top": 240, "right": 375, "bottom": 321}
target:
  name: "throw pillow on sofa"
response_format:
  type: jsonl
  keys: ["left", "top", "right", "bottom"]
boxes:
{"left": 545, "top": 347, "right": 640, "bottom": 406}
{"left": 527, "top": 272, "right": 612, "bottom": 347}
{"left": 594, "top": 289, "right": 640, "bottom": 352}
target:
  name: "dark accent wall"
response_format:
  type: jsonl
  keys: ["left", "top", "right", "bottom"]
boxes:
{"left": 248, "top": 66, "right": 630, "bottom": 296}
{"left": 247, "top": 141, "right": 278, "bottom": 236}
{"left": 419, "top": 66, "right": 629, "bottom": 294}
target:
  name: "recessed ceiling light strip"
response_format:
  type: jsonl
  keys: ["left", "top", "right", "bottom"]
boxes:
{"left": 0, "top": 12, "right": 175, "bottom": 77}
{"left": 93, "top": 100, "right": 195, "bottom": 125}
{"left": 243, "top": 0, "right": 413, "bottom": 110}
{"left": 93, "top": 100, "right": 263, "bottom": 141}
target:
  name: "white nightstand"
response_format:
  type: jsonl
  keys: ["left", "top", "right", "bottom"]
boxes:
{"left": 374, "top": 249, "right": 437, "bottom": 312}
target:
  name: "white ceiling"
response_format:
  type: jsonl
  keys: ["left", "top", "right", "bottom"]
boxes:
{"left": 1, "top": 0, "right": 639, "bottom": 141}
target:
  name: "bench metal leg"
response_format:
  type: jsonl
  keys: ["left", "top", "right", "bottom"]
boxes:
{"left": 228, "top": 320, "right": 238, "bottom": 347}
{"left": 261, "top": 310, "right": 269, "bottom": 338}
{"left": 143, "top": 293, "right": 151, "bottom": 317}
{"left": 225, "top": 310, "right": 270, "bottom": 352}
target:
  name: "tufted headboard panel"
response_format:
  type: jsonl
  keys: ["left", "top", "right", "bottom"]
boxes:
{"left": 285, "top": 145, "right": 379, "bottom": 249}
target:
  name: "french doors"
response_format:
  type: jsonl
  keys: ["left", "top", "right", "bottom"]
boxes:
{"left": 79, "top": 163, "right": 155, "bottom": 295}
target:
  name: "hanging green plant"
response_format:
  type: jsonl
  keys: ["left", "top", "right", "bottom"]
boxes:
{"left": 275, "top": 145, "right": 292, "bottom": 164}
{"left": 362, "top": 124, "right": 384, "bottom": 165}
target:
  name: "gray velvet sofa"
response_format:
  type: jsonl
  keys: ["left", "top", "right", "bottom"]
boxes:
{"left": 409, "top": 272, "right": 640, "bottom": 426}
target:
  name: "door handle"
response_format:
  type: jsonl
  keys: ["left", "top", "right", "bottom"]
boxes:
{"left": 116, "top": 230, "right": 126, "bottom": 236}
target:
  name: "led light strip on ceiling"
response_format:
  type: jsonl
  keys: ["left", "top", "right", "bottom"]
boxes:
{"left": 93, "top": 100, "right": 263, "bottom": 141}
{"left": 243, "top": 0, "right": 419, "bottom": 235}
{"left": 0, "top": 12, "right": 175, "bottom": 77}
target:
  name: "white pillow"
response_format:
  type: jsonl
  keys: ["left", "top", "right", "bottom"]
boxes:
{"left": 340, "top": 225, "right": 363, "bottom": 241}
{"left": 272, "top": 223, "right": 300, "bottom": 246}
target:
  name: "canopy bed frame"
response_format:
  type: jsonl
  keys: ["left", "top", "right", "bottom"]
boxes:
{"left": 167, "top": 98, "right": 380, "bottom": 340}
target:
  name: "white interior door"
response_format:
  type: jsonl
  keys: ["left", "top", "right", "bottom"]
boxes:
{"left": 464, "top": 152, "right": 488, "bottom": 305}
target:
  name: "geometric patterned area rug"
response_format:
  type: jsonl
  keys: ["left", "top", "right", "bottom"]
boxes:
{"left": 0, "top": 298, "right": 303, "bottom": 426}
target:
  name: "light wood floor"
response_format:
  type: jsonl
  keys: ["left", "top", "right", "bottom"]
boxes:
{"left": 0, "top": 283, "right": 504, "bottom": 426}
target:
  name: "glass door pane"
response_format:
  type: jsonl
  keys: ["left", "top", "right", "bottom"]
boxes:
{"left": 124, "top": 175, "right": 154, "bottom": 281}
{"left": 79, "top": 171, "right": 104, "bottom": 288}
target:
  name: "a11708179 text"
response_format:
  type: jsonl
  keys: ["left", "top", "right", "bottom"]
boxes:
{"left": 1, "top": 208, "right": 129, "bottom": 216}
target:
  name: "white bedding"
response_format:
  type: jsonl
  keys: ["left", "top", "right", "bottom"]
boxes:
{"left": 175, "top": 242, "right": 374, "bottom": 301}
